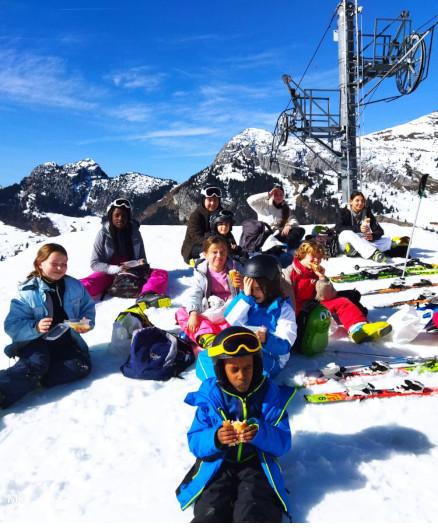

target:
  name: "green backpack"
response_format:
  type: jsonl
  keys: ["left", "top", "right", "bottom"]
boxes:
{"left": 294, "top": 300, "right": 331, "bottom": 356}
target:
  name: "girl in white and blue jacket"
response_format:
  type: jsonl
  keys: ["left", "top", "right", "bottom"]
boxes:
{"left": 224, "top": 254, "right": 297, "bottom": 377}
{"left": 0, "top": 243, "right": 95, "bottom": 409}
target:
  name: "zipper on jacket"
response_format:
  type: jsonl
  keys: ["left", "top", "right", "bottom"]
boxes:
{"left": 220, "top": 378, "right": 265, "bottom": 462}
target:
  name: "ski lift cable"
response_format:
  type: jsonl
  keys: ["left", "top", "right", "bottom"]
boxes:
{"left": 296, "top": 7, "right": 338, "bottom": 89}
{"left": 359, "top": 94, "right": 403, "bottom": 107}
{"left": 416, "top": 15, "right": 438, "bottom": 33}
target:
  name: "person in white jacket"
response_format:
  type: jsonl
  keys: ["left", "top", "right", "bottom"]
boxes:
{"left": 247, "top": 185, "right": 305, "bottom": 249}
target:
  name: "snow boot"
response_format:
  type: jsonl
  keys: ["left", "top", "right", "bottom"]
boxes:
{"left": 349, "top": 321, "right": 392, "bottom": 344}
{"left": 371, "top": 250, "right": 387, "bottom": 263}
{"left": 197, "top": 333, "right": 216, "bottom": 348}
{"left": 344, "top": 243, "right": 359, "bottom": 258}
{"left": 391, "top": 236, "right": 410, "bottom": 248}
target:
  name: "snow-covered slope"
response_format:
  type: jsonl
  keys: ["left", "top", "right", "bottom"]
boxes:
{"left": 361, "top": 111, "right": 438, "bottom": 180}
{"left": 0, "top": 224, "right": 437, "bottom": 522}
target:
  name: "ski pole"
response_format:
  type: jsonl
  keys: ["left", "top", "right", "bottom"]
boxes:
{"left": 401, "top": 173, "right": 429, "bottom": 281}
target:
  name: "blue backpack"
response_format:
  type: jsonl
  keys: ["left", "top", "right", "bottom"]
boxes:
{"left": 121, "top": 326, "right": 195, "bottom": 381}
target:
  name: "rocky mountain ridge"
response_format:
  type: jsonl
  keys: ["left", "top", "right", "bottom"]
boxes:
{"left": 0, "top": 159, "right": 176, "bottom": 235}
{"left": 1, "top": 111, "right": 437, "bottom": 235}
{"left": 140, "top": 112, "right": 438, "bottom": 228}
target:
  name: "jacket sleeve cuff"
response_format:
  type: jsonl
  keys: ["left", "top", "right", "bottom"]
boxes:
{"left": 240, "top": 293, "right": 256, "bottom": 306}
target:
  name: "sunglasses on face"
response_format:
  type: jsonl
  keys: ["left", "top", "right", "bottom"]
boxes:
{"left": 201, "top": 187, "right": 222, "bottom": 198}
{"left": 208, "top": 332, "right": 261, "bottom": 358}
{"left": 107, "top": 198, "right": 132, "bottom": 212}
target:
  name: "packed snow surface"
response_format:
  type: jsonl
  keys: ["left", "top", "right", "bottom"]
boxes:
{"left": 0, "top": 221, "right": 437, "bottom": 523}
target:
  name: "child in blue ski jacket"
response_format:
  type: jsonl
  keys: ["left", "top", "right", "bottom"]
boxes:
{"left": 176, "top": 326, "right": 295, "bottom": 522}
{"left": 0, "top": 243, "right": 95, "bottom": 409}
{"left": 224, "top": 254, "right": 297, "bottom": 377}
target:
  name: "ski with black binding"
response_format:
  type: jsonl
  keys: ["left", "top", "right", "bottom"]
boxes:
{"left": 305, "top": 379, "right": 438, "bottom": 403}
{"left": 330, "top": 264, "right": 438, "bottom": 283}
{"left": 361, "top": 279, "right": 438, "bottom": 296}
{"left": 300, "top": 357, "right": 438, "bottom": 386}
{"left": 377, "top": 293, "right": 438, "bottom": 308}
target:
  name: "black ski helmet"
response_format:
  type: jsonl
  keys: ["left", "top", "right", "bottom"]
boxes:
{"left": 209, "top": 209, "right": 234, "bottom": 231}
{"left": 243, "top": 254, "right": 280, "bottom": 281}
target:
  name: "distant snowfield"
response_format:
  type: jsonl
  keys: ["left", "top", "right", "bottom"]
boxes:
{"left": 0, "top": 222, "right": 437, "bottom": 523}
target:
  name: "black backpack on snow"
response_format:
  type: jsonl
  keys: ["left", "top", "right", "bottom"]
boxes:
{"left": 239, "top": 219, "right": 271, "bottom": 253}
{"left": 108, "top": 264, "right": 150, "bottom": 298}
{"left": 121, "top": 326, "right": 195, "bottom": 381}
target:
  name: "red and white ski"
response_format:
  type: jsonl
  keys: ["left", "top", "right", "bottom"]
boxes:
{"left": 305, "top": 379, "right": 438, "bottom": 404}
{"left": 300, "top": 357, "right": 438, "bottom": 387}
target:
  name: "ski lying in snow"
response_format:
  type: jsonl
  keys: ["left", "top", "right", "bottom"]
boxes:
{"left": 301, "top": 357, "right": 438, "bottom": 386}
{"left": 361, "top": 279, "right": 438, "bottom": 296}
{"left": 305, "top": 379, "right": 438, "bottom": 403}
{"left": 352, "top": 258, "right": 426, "bottom": 272}
{"left": 330, "top": 264, "right": 438, "bottom": 284}
{"left": 379, "top": 293, "right": 438, "bottom": 308}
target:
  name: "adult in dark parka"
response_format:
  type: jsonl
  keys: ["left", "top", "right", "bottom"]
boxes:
{"left": 181, "top": 184, "right": 222, "bottom": 263}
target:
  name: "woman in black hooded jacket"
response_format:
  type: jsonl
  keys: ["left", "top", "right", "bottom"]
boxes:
{"left": 335, "top": 191, "right": 392, "bottom": 262}
{"left": 181, "top": 184, "right": 222, "bottom": 264}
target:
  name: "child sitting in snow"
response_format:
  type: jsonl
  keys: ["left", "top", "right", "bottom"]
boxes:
{"left": 0, "top": 243, "right": 95, "bottom": 409}
{"left": 80, "top": 197, "right": 169, "bottom": 305}
{"left": 290, "top": 240, "right": 392, "bottom": 343}
{"left": 224, "top": 254, "right": 297, "bottom": 377}
{"left": 176, "top": 236, "right": 241, "bottom": 348}
{"left": 176, "top": 326, "right": 294, "bottom": 522}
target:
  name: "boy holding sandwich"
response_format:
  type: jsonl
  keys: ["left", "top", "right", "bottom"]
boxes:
{"left": 176, "top": 326, "right": 295, "bottom": 522}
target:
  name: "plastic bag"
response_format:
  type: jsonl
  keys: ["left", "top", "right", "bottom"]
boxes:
{"left": 202, "top": 296, "right": 227, "bottom": 323}
{"left": 387, "top": 305, "right": 428, "bottom": 344}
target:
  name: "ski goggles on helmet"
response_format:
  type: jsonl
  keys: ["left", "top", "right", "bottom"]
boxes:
{"left": 107, "top": 198, "right": 132, "bottom": 212}
{"left": 201, "top": 186, "right": 222, "bottom": 198}
{"left": 208, "top": 331, "right": 261, "bottom": 358}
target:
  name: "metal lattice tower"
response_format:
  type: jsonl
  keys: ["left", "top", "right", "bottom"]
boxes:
{"left": 271, "top": 0, "right": 435, "bottom": 202}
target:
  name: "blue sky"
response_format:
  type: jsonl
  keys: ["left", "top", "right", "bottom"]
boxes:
{"left": 0, "top": 0, "right": 437, "bottom": 186}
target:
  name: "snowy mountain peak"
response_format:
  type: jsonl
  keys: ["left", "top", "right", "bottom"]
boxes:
{"left": 0, "top": 159, "right": 177, "bottom": 235}
{"left": 63, "top": 158, "right": 103, "bottom": 179}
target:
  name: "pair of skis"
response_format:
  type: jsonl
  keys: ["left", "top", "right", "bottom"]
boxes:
{"left": 300, "top": 356, "right": 438, "bottom": 403}
{"left": 330, "top": 260, "right": 438, "bottom": 284}
{"left": 305, "top": 381, "right": 438, "bottom": 403}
